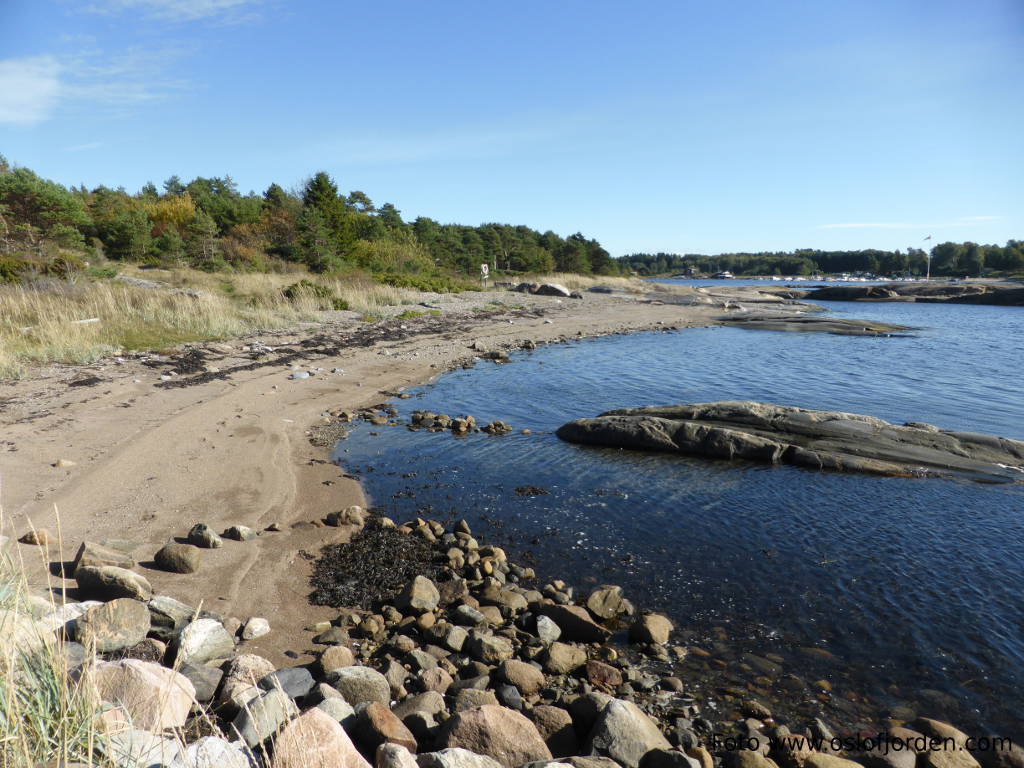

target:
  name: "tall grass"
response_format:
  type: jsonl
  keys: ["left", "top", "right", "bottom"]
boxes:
{"left": 0, "top": 539, "right": 108, "bottom": 767}
{"left": 525, "top": 272, "right": 693, "bottom": 294}
{"left": 0, "top": 272, "right": 424, "bottom": 378}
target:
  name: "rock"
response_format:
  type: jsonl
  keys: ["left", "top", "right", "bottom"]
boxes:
{"left": 379, "top": 744, "right": 420, "bottom": 768}
{"left": 420, "top": 667, "right": 454, "bottom": 693}
{"left": 454, "top": 688, "right": 499, "bottom": 712}
{"left": 91, "top": 659, "right": 195, "bottom": 732}
{"left": 19, "top": 529, "right": 50, "bottom": 546}
{"left": 179, "top": 662, "right": 223, "bottom": 703}
{"left": 394, "top": 691, "right": 446, "bottom": 720}
{"left": 76, "top": 565, "right": 152, "bottom": 601}
{"left": 535, "top": 615, "right": 561, "bottom": 645}
{"left": 317, "top": 696, "right": 356, "bottom": 725}
{"left": 320, "top": 644, "right": 356, "bottom": 673}
{"left": 629, "top": 613, "right": 673, "bottom": 645}
{"left": 531, "top": 704, "right": 579, "bottom": 757}
{"left": 534, "top": 283, "right": 572, "bottom": 297}
{"left": 100, "top": 729, "right": 182, "bottom": 768}
{"left": 72, "top": 541, "right": 135, "bottom": 575}
{"left": 174, "top": 618, "right": 234, "bottom": 666}
{"left": 974, "top": 743, "right": 1024, "bottom": 768}
{"left": 722, "top": 753, "right": 780, "bottom": 768}
{"left": 147, "top": 595, "right": 197, "bottom": 639}
{"left": 259, "top": 666, "right": 315, "bottom": 700}
{"left": 913, "top": 719, "right": 970, "bottom": 748}
{"left": 232, "top": 688, "right": 298, "bottom": 748}
{"left": 919, "top": 752, "right": 982, "bottom": 768}
{"left": 154, "top": 542, "right": 201, "bottom": 574}
{"left": 73, "top": 598, "right": 151, "bottom": 652}
{"left": 772, "top": 733, "right": 814, "bottom": 768}
{"left": 585, "top": 659, "right": 623, "bottom": 689}
{"left": 219, "top": 653, "right": 277, "bottom": 711}
{"left": 556, "top": 401, "right": 1024, "bottom": 483}
{"left": 437, "top": 705, "right": 553, "bottom": 768}
{"left": 803, "top": 757, "right": 866, "bottom": 768}
{"left": 0, "top": 610, "right": 50, "bottom": 659}
{"left": 242, "top": 617, "right": 270, "bottom": 640}
{"left": 168, "top": 736, "right": 253, "bottom": 768}
{"left": 640, "top": 751, "right": 701, "bottom": 768}
{"left": 496, "top": 659, "right": 546, "bottom": 695}
{"left": 272, "top": 707, "right": 371, "bottom": 768}
{"left": 586, "top": 585, "right": 625, "bottom": 620}
{"left": 585, "top": 698, "right": 672, "bottom": 768}
{"left": 466, "top": 630, "right": 514, "bottom": 663}
{"left": 539, "top": 604, "right": 611, "bottom": 643}
{"left": 187, "top": 523, "right": 223, "bottom": 549}
{"left": 543, "top": 642, "right": 587, "bottom": 675}
{"left": 418, "top": 748, "right": 505, "bottom": 768}
{"left": 329, "top": 665, "right": 391, "bottom": 707}
{"left": 224, "top": 525, "right": 257, "bottom": 541}
{"left": 353, "top": 701, "right": 418, "bottom": 754}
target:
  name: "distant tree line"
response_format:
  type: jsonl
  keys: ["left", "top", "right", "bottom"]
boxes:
{"left": 0, "top": 156, "right": 620, "bottom": 283}
{"left": 619, "top": 243, "right": 1024, "bottom": 278}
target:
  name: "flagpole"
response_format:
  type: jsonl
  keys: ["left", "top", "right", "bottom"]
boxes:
{"left": 923, "top": 235, "right": 932, "bottom": 281}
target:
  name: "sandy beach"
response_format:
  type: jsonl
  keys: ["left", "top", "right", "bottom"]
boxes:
{"left": 1, "top": 288, "right": 722, "bottom": 666}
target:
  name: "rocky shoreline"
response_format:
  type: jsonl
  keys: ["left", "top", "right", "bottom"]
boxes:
{"left": 6, "top": 508, "right": 1021, "bottom": 768}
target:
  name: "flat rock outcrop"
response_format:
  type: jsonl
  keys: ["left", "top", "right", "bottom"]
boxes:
{"left": 799, "top": 282, "right": 1024, "bottom": 306}
{"left": 556, "top": 401, "right": 1024, "bottom": 482}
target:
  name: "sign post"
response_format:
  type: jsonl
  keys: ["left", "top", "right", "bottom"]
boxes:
{"left": 480, "top": 263, "right": 489, "bottom": 286}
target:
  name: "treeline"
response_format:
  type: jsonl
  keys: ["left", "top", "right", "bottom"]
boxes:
{"left": 620, "top": 243, "right": 1024, "bottom": 278}
{"left": 0, "top": 156, "right": 619, "bottom": 284}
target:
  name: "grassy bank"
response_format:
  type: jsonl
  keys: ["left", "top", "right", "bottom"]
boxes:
{"left": 0, "top": 266, "right": 670, "bottom": 379}
{"left": 0, "top": 267, "right": 431, "bottom": 378}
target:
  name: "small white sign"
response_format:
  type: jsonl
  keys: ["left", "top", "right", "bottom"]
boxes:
{"left": 480, "top": 264, "right": 490, "bottom": 277}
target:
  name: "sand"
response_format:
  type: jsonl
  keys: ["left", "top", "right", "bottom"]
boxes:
{"left": 0, "top": 288, "right": 726, "bottom": 664}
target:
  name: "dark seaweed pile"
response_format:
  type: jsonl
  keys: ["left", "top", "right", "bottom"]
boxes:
{"left": 309, "top": 523, "right": 442, "bottom": 609}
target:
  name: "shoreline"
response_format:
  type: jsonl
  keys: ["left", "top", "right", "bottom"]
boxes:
{"left": 1, "top": 288, "right": 723, "bottom": 667}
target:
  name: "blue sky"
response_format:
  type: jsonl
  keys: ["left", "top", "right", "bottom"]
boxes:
{"left": 1, "top": 0, "right": 1021, "bottom": 255}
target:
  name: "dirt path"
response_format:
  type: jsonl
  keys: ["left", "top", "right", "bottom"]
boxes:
{"left": 0, "top": 290, "right": 719, "bottom": 664}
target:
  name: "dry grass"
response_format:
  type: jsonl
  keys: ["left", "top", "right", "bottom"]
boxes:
{"left": 0, "top": 269, "right": 424, "bottom": 378}
{"left": 525, "top": 272, "right": 694, "bottom": 295}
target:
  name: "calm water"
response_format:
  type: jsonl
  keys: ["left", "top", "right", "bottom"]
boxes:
{"left": 333, "top": 294, "right": 1024, "bottom": 738}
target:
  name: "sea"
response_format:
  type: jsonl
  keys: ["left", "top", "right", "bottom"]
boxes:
{"left": 332, "top": 280, "right": 1024, "bottom": 739}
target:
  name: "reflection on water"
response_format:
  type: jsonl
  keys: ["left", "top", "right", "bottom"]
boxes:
{"left": 334, "top": 298, "right": 1024, "bottom": 738}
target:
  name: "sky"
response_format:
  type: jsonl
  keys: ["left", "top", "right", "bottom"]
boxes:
{"left": 1, "top": 0, "right": 1021, "bottom": 256}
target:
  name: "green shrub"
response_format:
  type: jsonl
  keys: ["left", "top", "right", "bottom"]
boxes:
{"left": 375, "top": 272, "right": 482, "bottom": 294}
{"left": 85, "top": 265, "right": 119, "bottom": 280}
{"left": 0, "top": 255, "right": 24, "bottom": 283}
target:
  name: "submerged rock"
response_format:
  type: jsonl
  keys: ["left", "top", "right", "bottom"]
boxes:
{"left": 556, "top": 401, "right": 1024, "bottom": 482}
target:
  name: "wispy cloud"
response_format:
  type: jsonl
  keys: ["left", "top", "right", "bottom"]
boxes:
{"left": 85, "top": 0, "right": 262, "bottom": 22}
{"left": 0, "top": 56, "right": 61, "bottom": 125}
{"left": 819, "top": 216, "right": 1003, "bottom": 231}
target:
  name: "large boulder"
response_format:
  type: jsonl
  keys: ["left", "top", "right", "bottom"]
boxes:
{"left": 629, "top": 613, "right": 673, "bottom": 645}
{"left": 556, "top": 401, "right": 1024, "bottom": 483}
{"left": 75, "top": 565, "right": 152, "bottom": 601}
{"left": 531, "top": 704, "right": 579, "bottom": 757}
{"left": 232, "top": 688, "right": 298, "bottom": 748}
{"left": 437, "top": 704, "right": 552, "bottom": 768}
{"left": 496, "top": 659, "right": 546, "bottom": 695}
{"left": 174, "top": 618, "right": 234, "bottom": 666}
{"left": 584, "top": 699, "right": 672, "bottom": 768}
{"left": 168, "top": 736, "right": 252, "bottom": 768}
{"left": 543, "top": 642, "right": 587, "bottom": 675}
{"left": 466, "top": 631, "right": 514, "bottom": 664}
{"left": 539, "top": 604, "right": 611, "bottom": 643}
{"left": 73, "top": 598, "right": 151, "bottom": 653}
{"left": 271, "top": 707, "right": 371, "bottom": 768}
{"left": 329, "top": 665, "right": 391, "bottom": 707}
{"left": 396, "top": 576, "right": 440, "bottom": 614}
{"left": 91, "top": 659, "right": 195, "bottom": 732}
{"left": 0, "top": 609, "right": 53, "bottom": 658}
{"left": 100, "top": 729, "right": 182, "bottom": 768}
{"left": 418, "top": 748, "right": 505, "bottom": 768}
{"left": 72, "top": 541, "right": 135, "bottom": 575}
{"left": 351, "top": 701, "right": 418, "bottom": 754}
{"left": 154, "top": 542, "right": 201, "bottom": 574}
{"left": 586, "top": 586, "right": 625, "bottom": 620}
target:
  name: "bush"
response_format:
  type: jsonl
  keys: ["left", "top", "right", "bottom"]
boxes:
{"left": 0, "top": 255, "right": 24, "bottom": 283}
{"left": 283, "top": 279, "right": 348, "bottom": 310}
{"left": 375, "top": 272, "right": 482, "bottom": 294}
